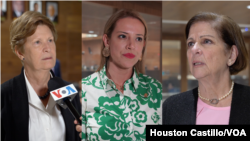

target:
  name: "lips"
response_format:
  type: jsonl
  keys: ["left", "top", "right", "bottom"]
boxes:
{"left": 42, "top": 57, "right": 52, "bottom": 60}
{"left": 123, "top": 53, "right": 135, "bottom": 59}
{"left": 193, "top": 61, "right": 205, "bottom": 66}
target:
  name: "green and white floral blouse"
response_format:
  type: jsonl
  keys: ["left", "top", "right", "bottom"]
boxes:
{"left": 81, "top": 66, "right": 162, "bottom": 141}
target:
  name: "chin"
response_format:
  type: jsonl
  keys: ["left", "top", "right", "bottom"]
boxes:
{"left": 192, "top": 72, "right": 208, "bottom": 80}
{"left": 118, "top": 62, "right": 135, "bottom": 70}
{"left": 42, "top": 64, "right": 55, "bottom": 70}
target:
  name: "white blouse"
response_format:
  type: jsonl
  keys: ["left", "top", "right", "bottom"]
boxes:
{"left": 24, "top": 70, "right": 65, "bottom": 141}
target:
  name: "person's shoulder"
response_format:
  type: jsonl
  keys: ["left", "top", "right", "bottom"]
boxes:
{"left": 163, "top": 88, "right": 197, "bottom": 125}
{"left": 82, "top": 72, "right": 99, "bottom": 83}
{"left": 234, "top": 83, "right": 250, "bottom": 98}
{"left": 1, "top": 75, "right": 21, "bottom": 94}
{"left": 163, "top": 88, "right": 196, "bottom": 106}
{"left": 81, "top": 72, "right": 103, "bottom": 90}
{"left": 138, "top": 73, "right": 162, "bottom": 89}
{"left": 234, "top": 83, "right": 250, "bottom": 90}
{"left": 1, "top": 78, "right": 13, "bottom": 94}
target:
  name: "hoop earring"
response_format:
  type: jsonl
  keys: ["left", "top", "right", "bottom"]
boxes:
{"left": 102, "top": 46, "right": 110, "bottom": 57}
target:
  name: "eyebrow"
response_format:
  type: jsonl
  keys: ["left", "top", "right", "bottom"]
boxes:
{"left": 31, "top": 36, "right": 54, "bottom": 41}
{"left": 117, "top": 31, "right": 144, "bottom": 36}
{"left": 187, "top": 35, "right": 215, "bottom": 41}
{"left": 200, "top": 35, "right": 215, "bottom": 38}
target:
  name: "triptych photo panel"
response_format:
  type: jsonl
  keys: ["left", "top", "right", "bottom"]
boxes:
{"left": 1, "top": 1, "right": 250, "bottom": 141}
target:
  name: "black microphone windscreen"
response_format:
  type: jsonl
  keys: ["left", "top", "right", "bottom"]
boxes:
{"left": 48, "top": 77, "right": 66, "bottom": 91}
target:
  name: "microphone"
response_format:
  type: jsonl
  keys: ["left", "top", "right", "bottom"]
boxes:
{"left": 48, "top": 77, "right": 81, "bottom": 124}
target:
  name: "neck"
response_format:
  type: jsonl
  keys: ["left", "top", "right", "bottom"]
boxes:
{"left": 24, "top": 66, "right": 51, "bottom": 95}
{"left": 106, "top": 61, "right": 133, "bottom": 86}
{"left": 198, "top": 71, "right": 232, "bottom": 107}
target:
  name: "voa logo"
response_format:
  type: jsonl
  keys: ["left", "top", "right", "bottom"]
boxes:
{"left": 51, "top": 84, "right": 77, "bottom": 99}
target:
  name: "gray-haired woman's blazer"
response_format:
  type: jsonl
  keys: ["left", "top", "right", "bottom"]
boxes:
{"left": 163, "top": 83, "right": 250, "bottom": 124}
{"left": 1, "top": 68, "right": 81, "bottom": 141}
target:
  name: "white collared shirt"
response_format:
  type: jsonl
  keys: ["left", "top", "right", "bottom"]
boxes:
{"left": 24, "top": 70, "right": 65, "bottom": 141}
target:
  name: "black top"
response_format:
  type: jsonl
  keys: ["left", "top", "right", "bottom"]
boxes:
{"left": 163, "top": 83, "right": 250, "bottom": 125}
{"left": 1, "top": 68, "right": 81, "bottom": 141}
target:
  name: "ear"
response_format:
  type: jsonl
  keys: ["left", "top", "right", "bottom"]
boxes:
{"left": 15, "top": 47, "right": 24, "bottom": 60}
{"left": 102, "top": 34, "right": 110, "bottom": 47}
{"left": 228, "top": 45, "right": 238, "bottom": 66}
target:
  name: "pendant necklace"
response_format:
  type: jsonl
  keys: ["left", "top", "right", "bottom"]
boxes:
{"left": 198, "top": 81, "right": 234, "bottom": 104}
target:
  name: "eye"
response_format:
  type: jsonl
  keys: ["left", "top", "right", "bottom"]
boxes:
{"left": 204, "top": 39, "right": 212, "bottom": 44}
{"left": 136, "top": 37, "right": 143, "bottom": 42}
{"left": 35, "top": 41, "right": 40, "bottom": 44}
{"left": 49, "top": 39, "right": 54, "bottom": 42}
{"left": 118, "top": 35, "right": 126, "bottom": 39}
{"left": 187, "top": 42, "right": 194, "bottom": 47}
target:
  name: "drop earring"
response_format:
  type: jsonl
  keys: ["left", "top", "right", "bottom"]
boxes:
{"left": 23, "top": 58, "right": 25, "bottom": 61}
{"left": 102, "top": 46, "right": 110, "bottom": 57}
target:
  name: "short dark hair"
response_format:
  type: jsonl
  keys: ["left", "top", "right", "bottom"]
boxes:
{"left": 185, "top": 12, "right": 248, "bottom": 75}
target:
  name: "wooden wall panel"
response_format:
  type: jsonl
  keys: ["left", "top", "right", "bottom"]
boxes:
{"left": 82, "top": 39, "right": 102, "bottom": 69}
{"left": 92, "top": 1, "right": 162, "bottom": 17}
{"left": 144, "top": 41, "right": 160, "bottom": 70}
{"left": 1, "top": 1, "right": 81, "bottom": 84}
{"left": 162, "top": 34, "right": 187, "bottom": 92}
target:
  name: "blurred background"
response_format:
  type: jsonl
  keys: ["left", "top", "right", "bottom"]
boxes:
{"left": 81, "top": 1, "right": 162, "bottom": 82}
{"left": 2, "top": 1, "right": 250, "bottom": 103}
{"left": 1, "top": 1, "right": 81, "bottom": 88}
{"left": 162, "top": 1, "right": 250, "bottom": 101}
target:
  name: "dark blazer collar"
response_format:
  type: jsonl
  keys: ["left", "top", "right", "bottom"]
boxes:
{"left": 191, "top": 88, "right": 198, "bottom": 124}
{"left": 12, "top": 68, "right": 57, "bottom": 140}
{"left": 60, "top": 104, "right": 73, "bottom": 140}
{"left": 12, "top": 68, "right": 29, "bottom": 140}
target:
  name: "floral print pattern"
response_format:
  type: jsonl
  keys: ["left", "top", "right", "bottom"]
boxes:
{"left": 82, "top": 66, "right": 162, "bottom": 141}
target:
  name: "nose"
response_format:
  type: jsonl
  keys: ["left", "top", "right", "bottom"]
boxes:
{"left": 43, "top": 42, "right": 51, "bottom": 52}
{"left": 191, "top": 42, "right": 202, "bottom": 55}
{"left": 126, "top": 36, "right": 135, "bottom": 50}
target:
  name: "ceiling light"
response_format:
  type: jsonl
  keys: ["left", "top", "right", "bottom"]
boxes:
{"left": 88, "top": 31, "right": 94, "bottom": 33}
{"left": 241, "top": 29, "right": 246, "bottom": 33}
{"left": 82, "top": 33, "right": 98, "bottom": 38}
{"left": 247, "top": 5, "right": 250, "bottom": 9}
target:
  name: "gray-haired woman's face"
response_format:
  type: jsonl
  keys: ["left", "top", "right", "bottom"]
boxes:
{"left": 21, "top": 25, "right": 56, "bottom": 71}
{"left": 186, "top": 21, "right": 232, "bottom": 80}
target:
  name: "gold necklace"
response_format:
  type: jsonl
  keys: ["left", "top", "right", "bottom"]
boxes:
{"left": 198, "top": 81, "right": 234, "bottom": 104}
{"left": 114, "top": 82, "right": 124, "bottom": 90}
{"left": 107, "top": 71, "right": 124, "bottom": 91}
